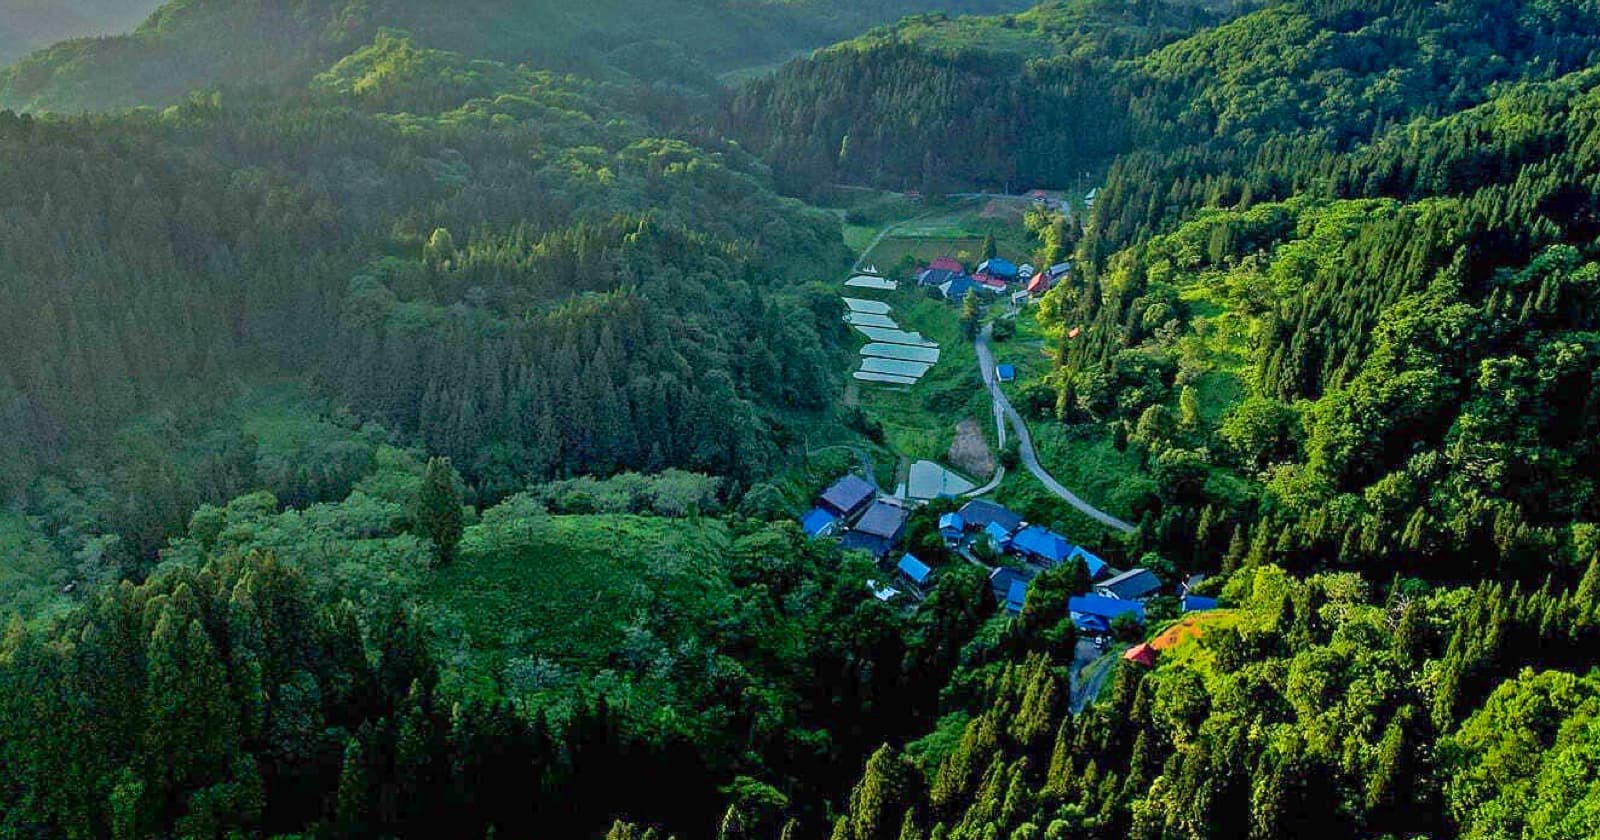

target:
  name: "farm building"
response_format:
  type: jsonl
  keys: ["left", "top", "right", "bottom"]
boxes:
{"left": 800, "top": 507, "right": 839, "bottom": 538}
{"left": 819, "top": 474, "right": 875, "bottom": 519}
{"left": 959, "top": 500, "right": 1024, "bottom": 534}
{"left": 898, "top": 554, "right": 933, "bottom": 586}
{"left": 1097, "top": 568, "right": 1162, "bottom": 601}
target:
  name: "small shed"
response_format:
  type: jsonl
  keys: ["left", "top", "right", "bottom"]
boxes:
{"left": 996, "top": 364, "right": 1016, "bottom": 383}
{"left": 801, "top": 507, "right": 839, "bottom": 538}
{"left": 898, "top": 554, "right": 933, "bottom": 586}
{"left": 1123, "top": 643, "right": 1159, "bottom": 667}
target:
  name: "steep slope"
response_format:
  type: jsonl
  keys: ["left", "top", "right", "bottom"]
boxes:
{"left": 0, "top": 0, "right": 1038, "bottom": 112}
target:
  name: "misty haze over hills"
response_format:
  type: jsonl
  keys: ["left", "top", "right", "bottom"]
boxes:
{"left": 0, "top": 0, "right": 162, "bottom": 64}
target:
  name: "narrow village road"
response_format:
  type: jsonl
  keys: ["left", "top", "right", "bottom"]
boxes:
{"left": 975, "top": 323, "right": 1136, "bottom": 533}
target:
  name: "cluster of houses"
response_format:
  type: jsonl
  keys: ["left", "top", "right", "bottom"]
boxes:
{"left": 801, "top": 476, "right": 1218, "bottom": 644}
{"left": 916, "top": 256, "right": 1072, "bottom": 304}
{"left": 802, "top": 473, "right": 910, "bottom": 558}
{"left": 942, "top": 499, "right": 1216, "bottom": 638}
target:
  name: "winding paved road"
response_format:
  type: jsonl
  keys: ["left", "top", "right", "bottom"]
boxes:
{"left": 975, "top": 323, "right": 1136, "bottom": 533}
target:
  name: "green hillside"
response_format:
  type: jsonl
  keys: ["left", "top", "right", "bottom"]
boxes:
{"left": 0, "top": 0, "right": 1038, "bottom": 112}
{"left": 6, "top": 0, "right": 1600, "bottom": 838}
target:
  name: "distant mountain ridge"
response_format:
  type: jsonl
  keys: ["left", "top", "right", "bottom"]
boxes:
{"left": 0, "top": 0, "right": 1038, "bottom": 112}
{"left": 0, "top": 0, "right": 162, "bottom": 65}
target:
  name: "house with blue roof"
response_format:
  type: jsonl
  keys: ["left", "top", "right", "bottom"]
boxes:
{"left": 898, "top": 554, "right": 933, "bottom": 586}
{"left": 1066, "top": 546, "right": 1107, "bottom": 578}
{"left": 800, "top": 507, "right": 839, "bottom": 538}
{"left": 1006, "top": 579, "right": 1028, "bottom": 614}
{"left": 977, "top": 258, "right": 1019, "bottom": 280}
{"left": 1011, "top": 526, "right": 1075, "bottom": 566}
{"left": 940, "top": 275, "right": 978, "bottom": 302}
{"left": 984, "top": 521, "right": 1013, "bottom": 552}
{"left": 1183, "top": 595, "right": 1220, "bottom": 613}
{"left": 996, "top": 364, "right": 1016, "bottom": 383}
{"left": 939, "top": 512, "right": 965, "bottom": 542}
{"left": 989, "top": 567, "right": 1034, "bottom": 614}
{"left": 1069, "top": 595, "right": 1145, "bottom": 623}
{"left": 1074, "top": 614, "right": 1111, "bottom": 633}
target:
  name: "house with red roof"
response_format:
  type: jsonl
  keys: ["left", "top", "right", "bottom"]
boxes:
{"left": 928, "top": 256, "right": 963, "bottom": 273}
{"left": 973, "top": 272, "right": 1008, "bottom": 292}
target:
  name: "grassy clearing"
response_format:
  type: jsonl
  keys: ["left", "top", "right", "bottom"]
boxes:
{"left": 866, "top": 236, "right": 989, "bottom": 272}
{"left": 1148, "top": 609, "right": 1243, "bottom": 689}
{"left": 863, "top": 202, "right": 1036, "bottom": 275}
{"left": 427, "top": 513, "right": 733, "bottom": 691}
{"left": 1031, "top": 423, "right": 1151, "bottom": 521}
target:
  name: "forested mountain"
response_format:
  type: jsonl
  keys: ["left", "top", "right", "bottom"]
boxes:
{"left": 0, "top": 30, "right": 853, "bottom": 574}
{"left": 708, "top": 0, "right": 1600, "bottom": 837}
{"left": 804, "top": 564, "right": 1600, "bottom": 840}
{"left": 7, "top": 0, "right": 1600, "bottom": 838}
{"left": 726, "top": 0, "right": 1600, "bottom": 195}
{"left": 0, "top": 0, "right": 1037, "bottom": 112}
{"left": 0, "top": 0, "right": 160, "bottom": 65}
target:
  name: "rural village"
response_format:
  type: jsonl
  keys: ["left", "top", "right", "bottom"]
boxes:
{"left": 805, "top": 188, "right": 1220, "bottom": 696}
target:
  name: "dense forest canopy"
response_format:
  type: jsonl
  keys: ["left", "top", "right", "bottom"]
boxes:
{"left": 5, "top": 0, "right": 1600, "bottom": 838}
{"left": 0, "top": 0, "right": 1039, "bottom": 112}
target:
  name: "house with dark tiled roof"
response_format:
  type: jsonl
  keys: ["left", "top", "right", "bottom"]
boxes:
{"left": 819, "top": 474, "right": 875, "bottom": 519}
